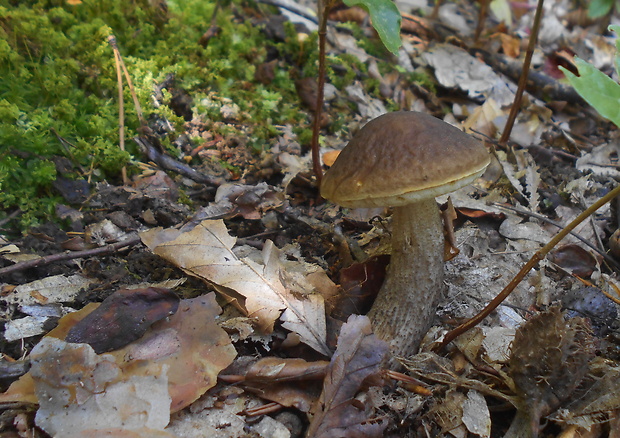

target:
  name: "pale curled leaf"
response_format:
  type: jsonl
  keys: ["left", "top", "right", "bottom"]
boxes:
{"left": 140, "top": 220, "right": 329, "bottom": 356}
{"left": 306, "top": 315, "right": 389, "bottom": 438}
{"left": 462, "top": 390, "right": 491, "bottom": 438}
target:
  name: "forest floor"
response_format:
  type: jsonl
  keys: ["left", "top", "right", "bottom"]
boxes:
{"left": 2, "top": 0, "right": 620, "bottom": 437}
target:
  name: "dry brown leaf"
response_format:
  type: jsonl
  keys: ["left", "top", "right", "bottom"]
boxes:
{"left": 306, "top": 315, "right": 389, "bottom": 438}
{"left": 498, "top": 33, "right": 521, "bottom": 58}
{"left": 322, "top": 150, "right": 340, "bottom": 167}
{"left": 245, "top": 382, "right": 320, "bottom": 413}
{"left": 244, "top": 357, "right": 330, "bottom": 383}
{"left": 140, "top": 220, "right": 330, "bottom": 356}
{"left": 0, "top": 294, "right": 236, "bottom": 414}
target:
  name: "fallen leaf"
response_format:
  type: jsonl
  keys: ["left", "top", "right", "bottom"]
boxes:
{"left": 243, "top": 357, "right": 330, "bottom": 383}
{"left": 552, "top": 364, "right": 620, "bottom": 430}
{"left": 331, "top": 256, "right": 388, "bottom": 321}
{"left": 322, "top": 150, "right": 340, "bottom": 167}
{"left": 31, "top": 337, "right": 171, "bottom": 437}
{"left": 550, "top": 244, "right": 598, "bottom": 278}
{"left": 65, "top": 287, "right": 180, "bottom": 353}
{"left": 306, "top": 314, "right": 389, "bottom": 438}
{"left": 462, "top": 390, "right": 491, "bottom": 438}
{"left": 132, "top": 170, "right": 179, "bottom": 202}
{"left": 0, "top": 294, "right": 236, "bottom": 413}
{"left": 428, "top": 390, "right": 467, "bottom": 437}
{"left": 1, "top": 274, "right": 93, "bottom": 307}
{"left": 422, "top": 43, "right": 515, "bottom": 105}
{"left": 498, "top": 33, "right": 520, "bottom": 58}
{"left": 192, "top": 183, "right": 284, "bottom": 221}
{"left": 140, "top": 220, "right": 330, "bottom": 356}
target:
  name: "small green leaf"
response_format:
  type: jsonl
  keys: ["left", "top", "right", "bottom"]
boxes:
{"left": 343, "top": 0, "right": 402, "bottom": 54}
{"left": 588, "top": 0, "right": 614, "bottom": 18}
{"left": 561, "top": 57, "right": 620, "bottom": 127}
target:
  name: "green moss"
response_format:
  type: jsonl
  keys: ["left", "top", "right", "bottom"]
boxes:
{"left": 0, "top": 0, "right": 396, "bottom": 231}
{"left": 0, "top": 0, "right": 305, "bottom": 230}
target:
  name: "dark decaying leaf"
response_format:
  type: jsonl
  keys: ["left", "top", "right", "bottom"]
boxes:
{"left": 330, "top": 256, "right": 389, "bottom": 321}
{"left": 220, "top": 357, "right": 330, "bottom": 412}
{"left": 508, "top": 307, "right": 595, "bottom": 434}
{"left": 550, "top": 244, "right": 598, "bottom": 278}
{"left": 65, "top": 287, "right": 180, "bottom": 353}
{"left": 306, "top": 314, "right": 389, "bottom": 438}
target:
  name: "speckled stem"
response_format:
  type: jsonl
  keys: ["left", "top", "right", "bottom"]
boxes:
{"left": 367, "top": 199, "right": 445, "bottom": 364}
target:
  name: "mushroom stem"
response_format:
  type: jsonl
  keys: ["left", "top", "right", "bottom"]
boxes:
{"left": 367, "top": 198, "right": 445, "bottom": 361}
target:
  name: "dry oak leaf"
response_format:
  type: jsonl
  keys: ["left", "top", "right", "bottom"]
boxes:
{"left": 306, "top": 315, "right": 389, "bottom": 438}
{"left": 140, "top": 220, "right": 330, "bottom": 356}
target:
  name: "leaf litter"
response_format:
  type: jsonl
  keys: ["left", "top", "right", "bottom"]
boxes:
{"left": 140, "top": 219, "right": 330, "bottom": 356}
{"left": 4, "top": 0, "right": 620, "bottom": 436}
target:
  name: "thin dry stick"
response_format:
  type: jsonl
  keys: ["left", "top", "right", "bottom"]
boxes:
{"left": 118, "top": 56, "right": 146, "bottom": 129}
{"left": 310, "top": 0, "right": 335, "bottom": 189}
{"left": 437, "top": 182, "right": 620, "bottom": 350}
{"left": 0, "top": 235, "right": 141, "bottom": 278}
{"left": 109, "top": 37, "right": 147, "bottom": 129}
{"left": 498, "top": 0, "right": 545, "bottom": 146}
{"left": 108, "top": 35, "right": 128, "bottom": 184}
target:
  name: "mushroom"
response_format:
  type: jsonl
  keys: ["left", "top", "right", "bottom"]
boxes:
{"left": 321, "top": 111, "right": 490, "bottom": 360}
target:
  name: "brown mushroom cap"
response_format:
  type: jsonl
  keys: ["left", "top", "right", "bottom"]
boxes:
{"left": 321, "top": 111, "right": 490, "bottom": 208}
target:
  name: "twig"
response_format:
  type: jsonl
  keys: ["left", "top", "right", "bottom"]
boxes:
{"left": 436, "top": 182, "right": 620, "bottom": 350}
{"left": 474, "top": 0, "right": 489, "bottom": 43}
{"left": 498, "top": 0, "right": 545, "bottom": 146}
{"left": 493, "top": 203, "right": 620, "bottom": 272}
{"left": 134, "top": 137, "right": 224, "bottom": 187}
{"left": 0, "top": 235, "right": 141, "bottom": 278}
{"left": 310, "top": 0, "right": 337, "bottom": 190}
{"left": 0, "top": 210, "right": 23, "bottom": 228}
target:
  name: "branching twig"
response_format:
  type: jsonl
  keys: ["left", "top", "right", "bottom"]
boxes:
{"left": 437, "top": 182, "right": 620, "bottom": 350}
{"left": 0, "top": 235, "right": 141, "bottom": 278}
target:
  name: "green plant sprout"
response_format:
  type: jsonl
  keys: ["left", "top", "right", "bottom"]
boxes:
{"left": 560, "top": 25, "right": 620, "bottom": 127}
